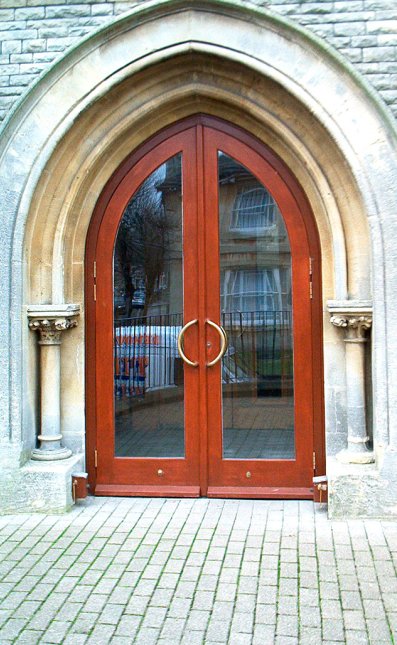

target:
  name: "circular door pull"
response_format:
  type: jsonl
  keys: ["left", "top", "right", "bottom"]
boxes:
{"left": 206, "top": 319, "right": 228, "bottom": 367}
{"left": 177, "top": 319, "right": 198, "bottom": 367}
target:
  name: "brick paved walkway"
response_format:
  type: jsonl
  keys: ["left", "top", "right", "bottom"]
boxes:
{"left": 0, "top": 498, "right": 396, "bottom": 644}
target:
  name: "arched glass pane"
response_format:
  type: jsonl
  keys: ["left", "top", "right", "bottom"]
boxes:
{"left": 219, "top": 152, "right": 294, "bottom": 460}
{"left": 113, "top": 154, "right": 184, "bottom": 458}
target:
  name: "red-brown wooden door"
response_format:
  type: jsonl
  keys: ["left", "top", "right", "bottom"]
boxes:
{"left": 86, "top": 116, "right": 324, "bottom": 499}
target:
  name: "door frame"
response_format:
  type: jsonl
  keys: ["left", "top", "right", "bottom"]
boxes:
{"left": 85, "top": 114, "right": 325, "bottom": 498}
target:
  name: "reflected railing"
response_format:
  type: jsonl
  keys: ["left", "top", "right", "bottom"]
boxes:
{"left": 114, "top": 313, "right": 183, "bottom": 398}
{"left": 114, "top": 310, "right": 292, "bottom": 397}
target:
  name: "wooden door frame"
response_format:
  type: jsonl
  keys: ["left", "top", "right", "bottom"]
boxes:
{"left": 85, "top": 114, "right": 325, "bottom": 498}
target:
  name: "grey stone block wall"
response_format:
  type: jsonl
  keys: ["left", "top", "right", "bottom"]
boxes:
{"left": 0, "top": 0, "right": 396, "bottom": 124}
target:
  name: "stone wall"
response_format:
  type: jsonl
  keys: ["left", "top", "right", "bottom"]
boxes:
{"left": 0, "top": 0, "right": 396, "bottom": 124}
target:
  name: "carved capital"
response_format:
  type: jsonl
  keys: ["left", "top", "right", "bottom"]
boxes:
{"left": 328, "top": 300, "right": 372, "bottom": 342}
{"left": 29, "top": 318, "right": 78, "bottom": 345}
{"left": 28, "top": 304, "right": 80, "bottom": 345}
{"left": 330, "top": 314, "right": 372, "bottom": 341}
{"left": 329, "top": 314, "right": 348, "bottom": 329}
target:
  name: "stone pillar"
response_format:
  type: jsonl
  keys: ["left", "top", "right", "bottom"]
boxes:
{"left": 328, "top": 301, "right": 374, "bottom": 464}
{"left": 28, "top": 305, "right": 79, "bottom": 461}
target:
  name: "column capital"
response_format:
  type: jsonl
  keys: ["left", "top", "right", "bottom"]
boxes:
{"left": 328, "top": 300, "right": 372, "bottom": 341}
{"left": 28, "top": 304, "right": 80, "bottom": 344}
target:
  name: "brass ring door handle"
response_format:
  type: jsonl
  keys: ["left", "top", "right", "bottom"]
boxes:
{"left": 177, "top": 319, "right": 198, "bottom": 367}
{"left": 206, "top": 319, "right": 228, "bottom": 367}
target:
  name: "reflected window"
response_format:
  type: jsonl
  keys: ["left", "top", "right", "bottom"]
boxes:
{"left": 231, "top": 188, "right": 277, "bottom": 231}
{"left": 221, "top": 268, "right": 290, "bottom": 315}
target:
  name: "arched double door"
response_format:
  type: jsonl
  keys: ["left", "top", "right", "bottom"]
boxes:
{"left": 86, "top": 116, "right": 324, "bottom": 498}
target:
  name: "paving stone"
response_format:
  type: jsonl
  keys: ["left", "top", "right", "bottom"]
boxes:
{"left": 231, "top": 611, "right": 254, "bottom": 633}
{"left": 180, "top": 632, "right": 205, "bottom": 645}
{"left": 366, "top": 618, "right": 392, "bottom": 641}
{"left": 206, "top": 618, "right": 230, "bottom": 641}
{"left": 15, "top": 630, "right": 47, "bottom": 644}
{"left": 69, "top": 612, "right": 101, "bottom": 635}
{"left": 299, "top": 587, "right": 319, "bottom": 607}
{"left": 299, "top": 627, "right": 323, "bottom": 644}
{"left": 114, "top": 615, "right": 141, "bottom": 637}
{"left": 150, "top": 588, "right": 174, "bottom": 607}
{"left": 229, "top": 632, "right": 255, "bottom": 645}
{"left": 82, "top": 594, "right": 108, "bottom": 613}
{"left": 299, "top": 605, "right": 321, "bottom": 627}
{"left": 255, "top": 603, "right": 276, "bottom": 625}
{"left": 276, "top": 613, "right": 298, "bottom": 637}
{"left": 0, "top": 618, "right": 28, "bottom": 640}
{"left": 344, "top": 631, "right": 370, "bottom": 644}
{"left": 382, "top": 593, "right": 397, "bottom": 613}
{"left": 344, "top": 609, "right": 367, "bottom": 631}
{"left": 186, "top": 609, "right": 211, "bottom": 630}
{"left": 141, "top": 606, "right": 167, "bottom": 628}
{"left": 322, "top": 618, "right": 346, "bottom": 641}
{"left": 321, "top": 599, "right": 343, "bottom": 620}
{"left": 237, "top": 576, "right": 257, "bottom": 594}
{"left": 41, "top": 620, "right": 71, "bottom": 643}
{"left": 252, "top": 623, "right": 276, "bottom": 643}
{"left": 278, "top": 577, "right": 298, "bottom": 595}
{"left": 274, "top": 636, "right": 298, "bottom": 645}
{"left": 174, "top": 581, "right": 197, "bottom": 599}
{"left": 98, "top": 603, "right": 124, "bottom": 625}
{"left": 197, "top": 574, "right": 219, "bottom": 591}
{"left": 159, "top": 617, "right": 185, "bottom": 639}
{"left": 341, "top": 590, "right": 364, "bottom": 610}
{"left": 191, "top": 591, "right": 214, "bottom": 611}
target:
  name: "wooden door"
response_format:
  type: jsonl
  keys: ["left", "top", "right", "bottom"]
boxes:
{"left": 86, "top": 116, "right": 324, "bottom": 498}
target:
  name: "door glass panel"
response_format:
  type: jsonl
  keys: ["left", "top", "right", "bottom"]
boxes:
{"left": 218, "top": 152, "right": 295, "bottom": 460}
{"left": 113, "top": 154, "right": 184, "bottom": 457}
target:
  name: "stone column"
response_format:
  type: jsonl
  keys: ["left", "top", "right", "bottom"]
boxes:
{"left": 328, "top": 301, "right": 374, "bottom": 464}
{"left": 28, "top": 305, "right": 79, "bottom": 461}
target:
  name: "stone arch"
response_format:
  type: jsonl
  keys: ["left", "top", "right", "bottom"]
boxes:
{"left": 1, "top": 0, "right": 396, "bottom": 513}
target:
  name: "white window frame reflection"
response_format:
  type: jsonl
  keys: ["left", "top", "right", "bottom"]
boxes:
{"left": 231, "top": 188, "right": 278, "bottom": 231}
{"left": 221, "top": 268, "right": 290, "bottom": 323}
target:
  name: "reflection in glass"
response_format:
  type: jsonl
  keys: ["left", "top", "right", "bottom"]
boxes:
{"left": 113, "top": 154, "right": 184, "bottom": 457}
{"left": 218, "top": 152, "right": 295, "bottom": 460}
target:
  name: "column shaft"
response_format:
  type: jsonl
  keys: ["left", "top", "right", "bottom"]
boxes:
{"left": 345, "top": 338, "right": 368, "bottom": 454}
{"left": 39, "top": 340, "right": 62, "bottom": 452}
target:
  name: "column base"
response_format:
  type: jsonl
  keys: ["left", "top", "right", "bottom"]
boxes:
{"left": 31, "top": 446, "right": 72, "bottom": 461}
{"left": 336, "top": 448, "right": 375, "bottom": 464}
{"left": 327, "top": 455, "right": 397, "bottom": 519}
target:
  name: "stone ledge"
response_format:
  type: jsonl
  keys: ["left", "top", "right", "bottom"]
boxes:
{"left": 327, "top": 299, "right": 372, "bottom": 316}
{"left": 27, "top": 303, "right": 80, "bottom": 319}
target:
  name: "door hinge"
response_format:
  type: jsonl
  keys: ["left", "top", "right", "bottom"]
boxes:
{"left": 93, "top": 261, "right": 97, "bottom": 301}
{"left": 94, "top": 449, "right": 98, "bottom": 468}
{"left": 313, "top": 451, "right": 316, "bottom": 472}
{"left": 309, "top": 257, "right": 313, "bottom": 300}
